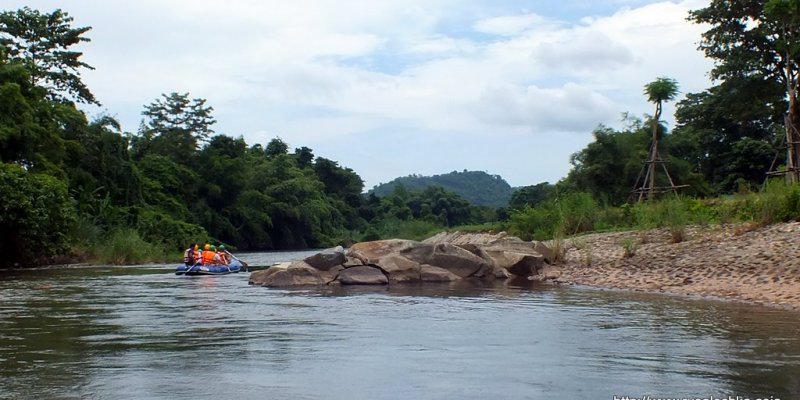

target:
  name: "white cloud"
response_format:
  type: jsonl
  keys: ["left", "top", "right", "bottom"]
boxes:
{"left": 475, "top": 83, "right": 619, "bottom": 132}
{"left": 473, "top": 13, "right": 547, "bottom": 36}
{"left": 532, "top": 29, "right": 636, "bottom": 71}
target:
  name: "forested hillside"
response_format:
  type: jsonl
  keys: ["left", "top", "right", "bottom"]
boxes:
{"left": 370, "top": 171, "right": 514, "bottom": 208}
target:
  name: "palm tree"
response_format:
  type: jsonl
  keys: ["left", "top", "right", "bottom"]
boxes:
{"left": 634, "top": 77, "right": 682, "bottom": 201}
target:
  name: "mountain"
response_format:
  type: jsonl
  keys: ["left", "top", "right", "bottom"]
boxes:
{"left": 370, "top": 170, "right": 513, "bottom": 208}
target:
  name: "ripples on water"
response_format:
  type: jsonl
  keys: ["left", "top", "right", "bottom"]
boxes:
{"left": 1, "top": 251, "right": 799, "bottom": 399}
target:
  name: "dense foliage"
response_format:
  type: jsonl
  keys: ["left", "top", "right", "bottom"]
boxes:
{"left": 370, "top": 170, "right": 514, "bottom": 208}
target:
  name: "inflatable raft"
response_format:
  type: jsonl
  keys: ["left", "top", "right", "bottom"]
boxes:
{"left": 175, "top": 260, "right": 243, "bottom": 276}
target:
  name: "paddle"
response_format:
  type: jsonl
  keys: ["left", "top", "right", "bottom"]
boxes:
{"left": 182, "top": 262, "right": 202, "bottom": 275}
{"left": 227, "top": 252, "right": 248, "bottom": 271}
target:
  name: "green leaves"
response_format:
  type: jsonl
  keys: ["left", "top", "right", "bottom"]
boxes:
{"left": 643, "top": 77, "right": 679, "bottom": 105}
{"left": 0, "top": 163, "right": 75, "bottom": 267}
{"left": 0, "top": 7, "right": 96, "bottom": 104}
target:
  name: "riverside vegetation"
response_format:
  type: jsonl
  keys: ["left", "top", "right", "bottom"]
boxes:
{"left": 2, "top": 1, "right": 799, "bottom": 268}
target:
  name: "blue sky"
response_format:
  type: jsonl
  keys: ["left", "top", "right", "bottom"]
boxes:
{"left": 5, "top": 0, "right": 713, "bottom": 190}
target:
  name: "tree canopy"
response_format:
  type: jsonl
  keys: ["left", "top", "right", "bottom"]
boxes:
{"left": 0, "top": 7, "right": 96, "bottom": 104}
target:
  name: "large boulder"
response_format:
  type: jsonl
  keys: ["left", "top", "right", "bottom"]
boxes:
{"left": 373, "top": 254, "right": 421, "bottom": 283}
{"left": 480, "top": 249, "right": 545, "bottom": 277}
{"left": 455, "top": 243, "right": 505, "bottom": 279}
{"left": 337, "top": 265, "right": 389, "bottom": 285}
{"left": 533, "top": 241, "right": 556, "bottom": 264}
{"left": 401, "top": 243, "right": 489, "bottom": 278}
{"left": 249, "top": 261, "right": 326, "bottom": 287}
{"left": 505, "top": 253, "right": 545, "bottom": 277}
{"left": 420, "top": 265, "right": 460, "bottom": 282}
{"left": 304, "top": 246, "right": 346, "bottom": 271}
{"left": 347, "top": 239, "right": 418, "bottom": 264}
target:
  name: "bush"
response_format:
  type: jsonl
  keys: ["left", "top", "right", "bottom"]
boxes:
{"left": 621, "top": 237, "right": 638, "bottom": 258}
{"left": 508, "top": 205, "right": 558, "bottom": 241}
{"left": 136, "top": 208, "right": 208, "bottom": 251}
{"left": 555, "top": 192, "right": 598, "bottom": 235}
{"left": 94, "top": 229, "right": 163, "bottom": 265}
{"left": 0, "top": 163, "right": 76, "bottom": 267}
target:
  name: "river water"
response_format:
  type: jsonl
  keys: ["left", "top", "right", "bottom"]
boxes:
{"left": 1, "top": 250, "right": 799, "bottom": 400}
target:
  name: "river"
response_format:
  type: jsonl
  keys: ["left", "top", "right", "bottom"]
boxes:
{"left": 1, "top": 250, "right": 799, "bottom": 399}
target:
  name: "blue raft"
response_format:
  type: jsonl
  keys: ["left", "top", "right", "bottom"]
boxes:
{"left": 175, "top": 260, "right": 243, "bottom": 276}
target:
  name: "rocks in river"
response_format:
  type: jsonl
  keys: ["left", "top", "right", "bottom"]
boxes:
{"left": 337, "top": 265, "right": 389, "bottom": 285}
{"left": 248, "top": 231, "right": 558, "bottom": 288}
{"left": 303, "top": 245, "right": 346, "bottom": 271}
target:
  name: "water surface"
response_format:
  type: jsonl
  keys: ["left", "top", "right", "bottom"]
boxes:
{"left": 1, "top": 251, "right": 799, "bottom": 399}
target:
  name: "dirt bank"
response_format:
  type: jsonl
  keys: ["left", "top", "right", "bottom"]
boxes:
{"left": 557, "top": 222, "right": 800, "bottom": 310}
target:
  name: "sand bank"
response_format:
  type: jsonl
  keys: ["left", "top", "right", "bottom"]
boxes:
{"left": 557, "top": 222, "right": 800, "bottom": 310}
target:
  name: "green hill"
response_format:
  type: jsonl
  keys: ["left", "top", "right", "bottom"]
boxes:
{"left": 370, "top": 170, "right": 513, "bottom": 208}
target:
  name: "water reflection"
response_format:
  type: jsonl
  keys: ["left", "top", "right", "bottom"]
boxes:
{"left": 1, "top": 261, "right": 799, "bottom": 399}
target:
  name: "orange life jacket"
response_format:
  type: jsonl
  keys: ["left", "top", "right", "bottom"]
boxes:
{"left": 202, "top": 250, "right": 216, "bottom": 265}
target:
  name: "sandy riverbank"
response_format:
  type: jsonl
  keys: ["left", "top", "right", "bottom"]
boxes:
{"left": 556, "top": 221, "right": 800, "bottom": 310}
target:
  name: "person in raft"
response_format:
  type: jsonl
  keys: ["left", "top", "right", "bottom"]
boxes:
{"left": 217, "top": 245, "right": 232, "bottom": 265}
{"left": 202, "top": 244, "right": 224, "bottom": 266}
{"left": 183, "top": 243, "right": 199, "bottom": 266}
{"left": 193, "top": 244, "right": 201, "bottom": 264}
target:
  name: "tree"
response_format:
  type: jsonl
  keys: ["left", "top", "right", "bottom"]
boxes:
{"left": 509, "top": 182, "right": 555, "bottom": 210}
{"left": 690, "top": 0, "right": 800, "bottom": 180}
{"left": 134, "top": 92, "right": 216, "bottom": 162}
{"left": 141, "top": 92, "right": 216, "bottom": 142}
{"left": 0, "top": 7, "right": 96, "bottom": 104}
{"left": 265, "top": 137, "right": 288, "bottom": 158}
{"left": 0, "top": 162, "right": 75, "bottom": 267}
{"left": 566, "top": 124, "right": 649, "bottom": 205}
{"left": 294, "top": 146, "right": 314, "bottom": 168}
{"left": 671, "top": 78, "right": 785, "bottom": 193}
{"left": 633, "top": 77, "right": 682, "bottom": 201}
{"left": 0, "top": 50, "right": 73, "bottom": 174}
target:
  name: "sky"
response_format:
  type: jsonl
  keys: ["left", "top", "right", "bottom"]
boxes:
{"left": 5, "top": 0, "right": 714, "bottom": 190}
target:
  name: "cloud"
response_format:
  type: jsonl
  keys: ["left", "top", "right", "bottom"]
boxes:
{"left": 473, "top": 13, "right": 547, "bottom": 36}
{"left": 475, "top": 83, "right": 619, "bottom": 132}
{"left": 532, "top": 29, "right": 635, "bottom": 71}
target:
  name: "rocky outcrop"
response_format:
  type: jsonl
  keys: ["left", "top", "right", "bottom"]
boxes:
{"left": 337, "top": 265, "right": 389, "bottom": 285}
{"left": 400, "top": 243, "right": 488, "bottom": 278}
{"left": 303, "top": 246, "right": 346, "bottom": 271}
{"left": 420, "top": 265, "right": 460, "bottom": 282}
{"left": 347, "top": 239, "right": 417, "bottom": 264}
{"left": 249, "top": 261, "right": 326, "bottom": 287}
{"left": 248, "top": 232, "right": 556, "bottom": 288}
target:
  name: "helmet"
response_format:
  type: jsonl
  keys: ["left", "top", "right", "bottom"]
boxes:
{"left": 194, "top": 244, "right": 199, "bottom": 250}
{"left": 219, "top": 245, "right": 225, "bottom": 250}
{"left": 211, "top": 245, "right": 217, "bottom": 251}
{"left": 204, "top": 244, "right": 211, "bottom": 250}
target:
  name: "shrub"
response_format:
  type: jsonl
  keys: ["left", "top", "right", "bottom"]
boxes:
{"left": 95, "top": 229, "right": 163, "bottom": 265}
{"left": 136, "top": 208, "right": 208, "bottom": 251}
{"left": 621, "top": 237, "right": 638, "bottom": 258}
{"left": 555, "top": 192, "right": 598, "bottom": 235}
{"left": 0, "top": 164, "right": 76, "bottom": 267}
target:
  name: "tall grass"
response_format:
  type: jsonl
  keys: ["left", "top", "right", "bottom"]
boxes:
{"left": 507, "top": 180, "right": 800, "bottom": 242}
{"left": 94, "top": 229, "right": 165, "bottom": 265}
